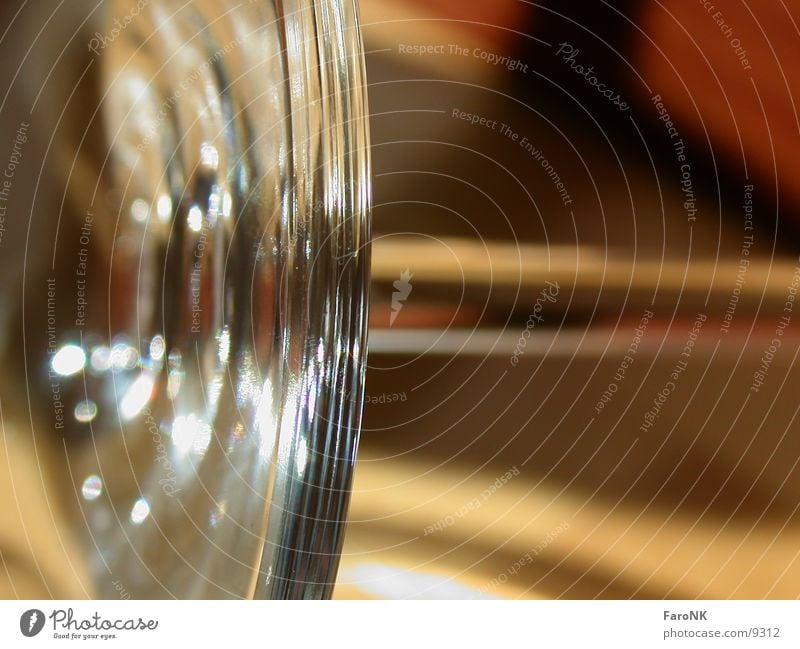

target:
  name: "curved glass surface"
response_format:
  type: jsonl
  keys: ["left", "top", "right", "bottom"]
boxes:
{"left": 35, "top": 0, "right": 370, "bottom": 599}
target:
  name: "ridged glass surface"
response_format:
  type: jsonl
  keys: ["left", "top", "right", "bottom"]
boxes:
{"left": 48, "top": 0, "right": 370, "bottom": 598}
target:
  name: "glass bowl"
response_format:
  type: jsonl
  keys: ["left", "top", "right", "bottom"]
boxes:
{"left": 10, "top": 0, "right": 370, "bottom": 599}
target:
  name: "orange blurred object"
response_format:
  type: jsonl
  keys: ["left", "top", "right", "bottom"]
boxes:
{"left": 404, "top": 0, "right": 530, "bottom": 45}
{"left": 637, "top": 0, "right": 800, "bottom": 208}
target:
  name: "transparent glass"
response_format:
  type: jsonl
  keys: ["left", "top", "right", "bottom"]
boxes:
{"left": 22, "top": 0, "right": 370, "bottom": 598}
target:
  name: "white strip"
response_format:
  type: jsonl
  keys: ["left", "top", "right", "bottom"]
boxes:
{"left": 1, "top": 600, "right": 797, "bottom": 647}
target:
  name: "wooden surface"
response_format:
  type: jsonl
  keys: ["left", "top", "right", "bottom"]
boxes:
{"left": 335, "top": 448, "right": 800, "bottom": 599}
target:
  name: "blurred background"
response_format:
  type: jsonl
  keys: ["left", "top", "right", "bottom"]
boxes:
{"left": 337, "top": 0, "right": 800, "bottom": 599}
{"left": 2, "top": 0, "right": 800, "bottom": 599}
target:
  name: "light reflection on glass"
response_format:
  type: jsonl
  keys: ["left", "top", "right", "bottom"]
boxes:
{"left": 207, "top": 191, "right": 220, "bottom": 226}
{"left": 130, "top": 498, "right": 151, "bottom": 525}
{"left": 222, "top": 192, "right": 232, "bottom": 219}
{"left": 120, "top": 373, "right": 155, "bottom": 420}
{"left": 167, "top": 369, "right": 183, "bottom": 400}
{"left": 206, "top": 373, "right": 223, "bottom": 413}
{"left": 255, "top": 380, "right": 278, "bottom": 463}
{"left": 167, "top": 350, "right": 183, "bottom": 400}
{"left": 200, "top": 143, "right": 219, "bottom": 170}
{"left": 74, "top": 399, "right": 98, "bottom": 423}
{"left": 217, "top": 327, "right": 231, "bottom": 365}
{"left": 235, "top": 350, "right": 258, "bottom": 407}
{"left": 171, "top": 414, "right": 212, "bottom": 457}
{"left": 149, "top": 335, "right": 166, "bottom": 362}
{"left": 89, "top": 346, "right": 111, "bottom": 373}
{"left": 81, "top": 475, "right": 103, "bottom": 501}
{"left": 156, "top": 194, "right": 172, "bottom": 221}
{"left": 51, "top": 344, "right": 86, "bottom": 376}
{"left": 296, "top": 437, "right": 308, "bottom": 476}
{"left": 130, "top": 198, "right": 149, "bottom": 223}
{"left": 187, "top": 205, "right": 203, "bottom": 233}
{"left": 209, "top": 501, "right": 226, "bottom": 529}
{"left": 110, "top": 341, "right": 138, "bottom": 372}
{"left": 227, "top": 421, "right": 246, "bottom": 454}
